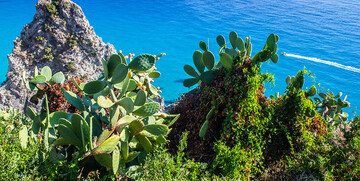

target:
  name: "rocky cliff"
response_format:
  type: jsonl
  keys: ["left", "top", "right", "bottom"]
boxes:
{"left": 0, "top": 0, "right": 117, "bottom": 111}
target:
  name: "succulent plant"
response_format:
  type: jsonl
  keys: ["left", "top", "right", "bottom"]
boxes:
{"left": 23, "top": 66, "right": 65, "bottom": 104}
{"left": 313, "top": 91, "right": 350, "bottom": 127}
{"left": 251, "top": 33, "right": 279, "bottom": 64}
{"left": 23, "top": 53, "right": 179, "bottom": 178}
{"left": 183, "top": 31, "right": 279, "bottom": 88}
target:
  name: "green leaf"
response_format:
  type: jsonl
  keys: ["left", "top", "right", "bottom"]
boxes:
{"left": 30, "top": 75, "right": 46, "bottom": 84}
{"left": 144, "top": 124, "right": 169, "bottom": 136}
{"left": 53, "top": 137, "right": 69, "bottom": 146}
{"left": 129, "top": 119, "right": 145, "bottom": 136}
{"left": 149, "top": 71, "right": 161, "bottom": 79}
{"left": 216, "top": 35, "right": 226, "bottom": 47}
{"left": 97, "top": 95, "right": 114, "bottom": 108}
{"left": 101, "top": 58, "right": 109, "bottom": 80}
{"left": 199, "top": 41, "right": 207, "bottom": 51}
{"left": 235, "top": 37, "right": 245, "bottom": 51}
{"left": 96, "top": 129, "right": 112, "bottom": 146}
{"left": 166, "top": 114, "right": 180, "bottom": 127}
{"left": 199, "top": 120, "right": 209, "bottom": 139}
{"left": 19, "top": 125, "right": 28, "bottom": 149}
{"left": 183, "top": 78, "right": 199, "bottom": 88}
{"left": 200, "top": 71, "right": 215, "bottom": 84}
{"left": 49, "top": 111, "right": 68, "bottom": 128}
{"left": 117, "top": 77, "right": 130, "bottom": 99}
{"left": 111, "top": 64, "right": 128, "bottom": 84}
{"left": 225, "top": 48, "right": 238, "bottom": 58}
{"left": 92, "top": 135, "right": 120, "bottom": 156}
{"left": 203, "top": 51, "right": 215, "bottom": 70}
{"left": 133, "top": 102, "right": 160, "bottom": 117}
{"left": 70, "top": 113, "right": 86, "bottom": 139}
{"left": 58, "top": 124, "right": 82, "bottom": 147}
{"left": 107, "top": 54, "right": 122, "bottom": 78}
{"left": 50, "top": 72, "right": 65, "bottom": 84}
{"left": 127, "top": 79, "right": 137, "bottom": 91}
{"left": 229, "top": 31, "right": 238, "bottom": 49}
{"left": 265, "top": 33, "right": 276, "bottom": 51}
{"left": 128, "top": 54, "right": 156, "bottom": 72}
{"left": 112, "top": 146, "right": 120, "bottom": 175}
{"left": 31, "top": 116, "right": 41, "bottom": 135}
{"left": 40, "top": 66, "right": 52, "bottom": 81}
{"left": 136, "top": 134, "right": 153, "bottom": 153}
{"left": 193, "top": 50, "right": 204, "bottom": 74}
{"left": 83, "top": 80, "right": 107, "bottom": 95}
{"left": 134, "top": 90, "right": 147, "bottom": 106}
{"left": 220, "top": 53, "right": 233, "bottom": 71}
{"left": 118, "top": 52, "right": 127, "bottom": 65}
{"left": 271, "top": 54, "right": 279, "bottom": 64}
{"left": 26, "top": 106, "right": 36, "bottom": 120}
{"left": 117, "top": 116, "right": 137, "bottom": 132}
{"left": 95, "top": 154, "right": 112, "bottom": 169}
{"left": 62, "top": 89, "right": 84, "bottom": 111}
{"left": 184, "top": 65, "right": 199, "bottom": 78}
{"left": 59, "top": 118, "right": 72, "bottom": 129}
{"left": 206, "top": 106, "right": 215, "bottom": 120}
{"left": 122, "top": 151, "right": 140, "bottom": 163}
{"left": 117, "top": 97, "right": 134, "bottom": 114}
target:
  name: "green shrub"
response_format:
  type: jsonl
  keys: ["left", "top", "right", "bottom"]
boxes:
{"left": 172, "top": 31, "right": 360, "bottom": 180}
{"left": 141, "top": 132, "right": 209, "bottom": 181}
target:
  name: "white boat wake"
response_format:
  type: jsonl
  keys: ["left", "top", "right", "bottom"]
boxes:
{"left": 283, "top": 53, "right": 360, "bottom": 74}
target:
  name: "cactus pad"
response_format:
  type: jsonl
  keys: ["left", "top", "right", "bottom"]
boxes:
{"left": 203, "top": 51, "right": 215, "bottom": 70}
{"left": 50, "top": 72, "right": 65, "bottom": 84}
{"left": 128, "top": 54, "right": 156, "bottom": 72}
{"left": 193, "top": 50, "right": 205, "bottom": 74}
{"left": 184, "top": 65, "right": 199, "bottom": 78}
{"left": 133, "top": 102, "right": 160, "bottom": 117}
{"left": 183, "top": 77, "right": 199, "bottom": 88}
{"left": 83, "top": 80, "right": 107, "bottom": 95}
{"left": 144, "top": 124, "right": 169, "bottom": 136}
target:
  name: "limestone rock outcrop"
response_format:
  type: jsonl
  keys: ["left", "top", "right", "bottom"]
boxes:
{"left": 0, "top": 0, "right": 117, "bottom": 111}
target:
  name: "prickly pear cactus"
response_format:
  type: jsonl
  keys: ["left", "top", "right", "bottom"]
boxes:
{"left": 23, "top": 52, "right": 179, "bottom": 178}
{"left": 183, "top": 31, "right": 280, "bottom": 88}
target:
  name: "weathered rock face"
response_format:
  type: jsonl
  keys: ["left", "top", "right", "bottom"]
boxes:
{"left": 0, "top": 0, "right": 117, "bottom": 111}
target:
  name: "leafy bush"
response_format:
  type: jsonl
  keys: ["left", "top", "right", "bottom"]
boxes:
{"left": 0, "top": 108, "right": 40, "bottom": 180}
{"left": 141, "top": 132, "right": 209, "bottom": 181}
{"left": 168, "top": 31, "right": 360, "bottom": 180}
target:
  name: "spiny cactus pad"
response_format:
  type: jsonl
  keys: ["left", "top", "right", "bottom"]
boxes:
{"left": 144, "top": 124, "right": 169, "bottom": 136}
{"left": 133, "top": 102, "right": 160, "bottom": 117}
{"left": 128, "top": 54, "right": 156, "bottom": 72}
{"left": 193, "top": 50, "right": 205, "bottom": 73}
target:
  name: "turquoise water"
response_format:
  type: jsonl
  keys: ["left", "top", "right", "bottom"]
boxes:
{"left": 1, "top": 0, "right": 359, "bottom": 117}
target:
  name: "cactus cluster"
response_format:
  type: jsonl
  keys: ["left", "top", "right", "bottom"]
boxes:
{"left": 314, "top": 91, "right": 350, "bottom": 127}
{"left": 23, "top": 66, "right": 65, "bottom": 104}
{"left": 251, "top": 33, "right": 279, "bottom": 64}
{"left": 22, "top": 52, "right": 179, "bottom": 177}
{"left": 183, "top": 31, "right": 279, "bottom": 88}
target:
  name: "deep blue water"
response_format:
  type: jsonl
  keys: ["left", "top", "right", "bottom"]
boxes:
{"left": 1, "top": 0, "right": 359, "bottom": 118}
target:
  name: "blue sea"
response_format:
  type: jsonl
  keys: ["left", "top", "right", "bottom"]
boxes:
{"left": 1, "top": 0, "right": 359, "bottom": 118}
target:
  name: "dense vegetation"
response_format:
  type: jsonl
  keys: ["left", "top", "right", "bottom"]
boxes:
{"left": 1, "top": 31, "right": 359, "bottom": 180}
